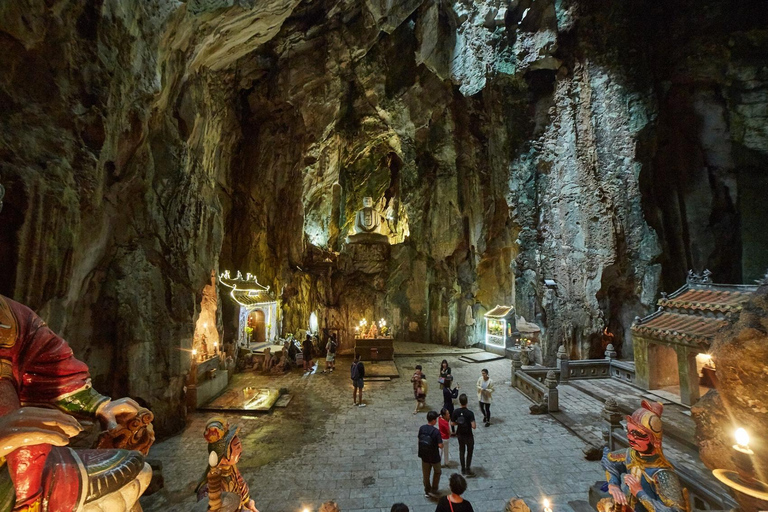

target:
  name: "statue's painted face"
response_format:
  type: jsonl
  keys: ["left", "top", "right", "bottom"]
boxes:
{"left": 363, "top": 197, "right": 373, "bottom": 208}
{"left": 627, "top": 420, "right": 654, "bottom": 454}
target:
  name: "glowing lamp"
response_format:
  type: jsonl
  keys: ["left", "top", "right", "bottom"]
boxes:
{"left": 543, "top": 498, "right": 552, "bottom": 512}
{"left": 734, "top": 428, "right": 752, "bottom": 454}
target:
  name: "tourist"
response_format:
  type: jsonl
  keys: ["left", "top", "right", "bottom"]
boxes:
{"left": 418, "top": 410, "right": 443, "bottom": 498}
{"left": 434, "top": 473, "right": 474, "bottom": 512}
{"left": 391, "top": 504, "right": 409, "bottom": 512}
{"left": 442, "top": 378, "right": 460, "bottom": 434}
{"left": 412, "top": 365, "right": 428, "bottom": 414}
{"left": 319, "top": 501, "right": 340, "bottom": 512}
{"left": 451, "top": 394, "right": 476, "bottom": 476}
{"left": 476, "top": 368, "right": 494, "bottom": 427}
{"left": 322, "top": 333, "right": 337, "bottom": 374}
{"left": 302, "top": 333, "right": 314, "bottom": 372}
{"left": 351, "top": 353, "right": 366, "bottom": 407}
{"left": 438, "top": 408, "right": 451, "bottom": 467}
{"left": 439, "top": 359, "right": 451, "bottom": 389}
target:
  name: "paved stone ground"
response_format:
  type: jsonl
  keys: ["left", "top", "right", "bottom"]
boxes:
{"left": 142, "top": 354, "right": 603, "bottom": 512}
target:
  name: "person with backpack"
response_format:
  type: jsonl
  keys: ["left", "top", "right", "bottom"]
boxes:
{"left": 351, "top": 353, "right": 366, "bottom": 407}
{"left": 418, "top": 410, "right": 443, "bottom": 498}
{"left": 450, "top": 394, "right": 477, "bottom": 476}
{"left": 322, "top": 334, "right": 337, "bottom": 374}
{"left": 412, "top": 365, "right": 428, "bottom": 414}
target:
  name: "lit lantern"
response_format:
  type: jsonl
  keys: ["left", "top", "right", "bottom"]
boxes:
{"left": 543, "top": 498, "right": 552, "bottom": 512}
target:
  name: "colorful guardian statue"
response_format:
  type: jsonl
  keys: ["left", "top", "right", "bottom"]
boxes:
{"left": 600, "top": 400, "right": 687, "bottom": 512}
{"left": 197, "top": 418, "right": 258, "bottom": 512}
{"left": 0, "top": 294, "right": 154, "bottom": 512}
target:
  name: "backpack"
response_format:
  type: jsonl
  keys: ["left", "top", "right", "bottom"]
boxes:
{"left": 329, "top": 340, "right": 337, "bottom": 354}
{"left": 420, "top": 377, "right": 428, "bottom": 395}
{"left": 454, "top": 409, "right": 472, "bottom": 435}
{"left": 418, "top": 428, "right": 436, "bottom": 459}
{"left": 350, "top": 362, "right": 360, "bottom": 380}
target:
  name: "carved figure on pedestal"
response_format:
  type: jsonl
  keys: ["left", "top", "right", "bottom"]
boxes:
{"left": 599, "top": 400, "right": 687, "bottom": 512}
{"left": 197, "top": 418, "right": 258, "bottom": 512}
{"left": 0, "top": 294, "right": 154, "bottom": 512}
{"left": 346, "top": 197, "right": 389, "bottom": 244}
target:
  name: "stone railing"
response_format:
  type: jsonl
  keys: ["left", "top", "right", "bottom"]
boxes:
{"left": 510, "top": 353, "right": 559, "bottom": 412}
{"left": 601, "top": 399, "right": 737, "bottom": 511}
{"left": 556, "top": 344, "right": 636, "bottom": 385}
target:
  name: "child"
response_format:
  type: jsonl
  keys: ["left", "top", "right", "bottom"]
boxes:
{"left": 411, "top": 365, "right": 427, "bottom": 414}
{"left": 439, "top": 408, "right": 451, "bottom": 467}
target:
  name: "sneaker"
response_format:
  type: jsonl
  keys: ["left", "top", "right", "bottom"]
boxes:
{"left": 357, "top": 403, "right": 366, "bottom": 407}
{"left": 485, "top": 421, "right": 490, "bottom": 427}
{"left": 466, "top": 469, "right": 475, "bottom": 477}
{"left": 461, "top": 468, "right": 467, "bottom": 475}
{"left": 424, "top": 494, "right": 432, "bottom": 499}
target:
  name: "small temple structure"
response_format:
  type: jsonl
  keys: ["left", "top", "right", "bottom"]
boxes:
{"left": 219, "top": 271, "right": 278, "bottom": 348}
{"left": 631, "top": 270, "right": 758, "bottom": 406}
{"left": 483, "top": 305, "right": 517, "bottom": 355}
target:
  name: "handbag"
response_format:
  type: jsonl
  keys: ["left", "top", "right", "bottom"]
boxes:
{"left": 438, "top": 377, "right": 445, "bottom": 384}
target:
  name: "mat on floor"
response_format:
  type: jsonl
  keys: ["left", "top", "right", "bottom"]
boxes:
{"left": 458, "top": 352, "right": 505, "bottom": 363}
{"left": 363, "top": 360, "right": 400, "bottom": 378}
{"left": 200, "top": 387, "right": 282, "bottom": 412}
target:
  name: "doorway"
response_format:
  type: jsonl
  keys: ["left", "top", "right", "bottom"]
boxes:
{"left": 248, "top": 309, "right": 266, "bottom": 345}
{"left": 648, "top": 343, "right": 680, "bottom": 398}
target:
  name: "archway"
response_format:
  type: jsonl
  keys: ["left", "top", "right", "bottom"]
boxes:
{"left": 248, "top": 309, "right": 266, "bottom": 345}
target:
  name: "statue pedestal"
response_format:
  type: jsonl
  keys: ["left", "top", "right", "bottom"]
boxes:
{"left": 191, "top": 492, "right": 241, "bottom": 512}
{"left": 354, "top": 337, "right": 394, "bottom": 360}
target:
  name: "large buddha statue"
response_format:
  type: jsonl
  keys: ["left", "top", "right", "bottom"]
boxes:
{"left": 346, "top": 197, "right": 389, "bottom": 244}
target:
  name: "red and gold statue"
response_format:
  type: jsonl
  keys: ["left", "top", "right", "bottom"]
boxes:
{"left": 197, "top": 418, "right": 258, "bottom": 512}
{"left": 600, "top": 400, "right": 687, "bottom": 512}
{"left": 0, "top": 294, "right": 154, "bottom": 512}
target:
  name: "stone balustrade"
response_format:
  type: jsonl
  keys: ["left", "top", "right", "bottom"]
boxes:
{"left": 510, "top": 352, "right": 559, "bottom": 412}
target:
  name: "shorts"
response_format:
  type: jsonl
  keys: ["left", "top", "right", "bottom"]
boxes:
{"left": 326, "top": 353, "right": 336, "bottom": 362}
{"left": 353, "top": 378, "right": 364, "bottom": 389}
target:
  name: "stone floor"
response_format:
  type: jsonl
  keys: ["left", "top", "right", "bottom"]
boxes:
{"left": 141, "top": 352, "right": 603, "bottom": 512}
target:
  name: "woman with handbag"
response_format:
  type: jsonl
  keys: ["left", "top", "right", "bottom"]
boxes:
{"left": 438, "top": 360, "right": 451, "bottom": 389}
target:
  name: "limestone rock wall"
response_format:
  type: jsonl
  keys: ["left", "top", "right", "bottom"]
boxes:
{"left": 692, "top": 284, "right": 768, "bottom": 511}
{"left": 1, "top": 0, "right": 767, "bottom": 433}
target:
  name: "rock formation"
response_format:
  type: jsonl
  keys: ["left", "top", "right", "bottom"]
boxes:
{"left": 692, "top": 282, "right": 768, "bottom": 511}
{"left": 1, "top": 0, "right": 767, "bottom": 433}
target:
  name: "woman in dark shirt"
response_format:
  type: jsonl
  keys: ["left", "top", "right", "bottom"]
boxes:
{"left": 439, "top": 359, "right": 451, "bottom": 388}
{"left": 442, "top": 379, "right": 460, "bottom": 434}
{"left": 435, "top": 473, "right": 474, "bottom": 512}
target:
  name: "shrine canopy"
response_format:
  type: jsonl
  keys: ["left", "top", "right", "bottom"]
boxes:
{"left": 219, "top": 270, "right": 278, "bottom": 347}
{"left": 219, "top": 270, "right": 272, "bottom": 306}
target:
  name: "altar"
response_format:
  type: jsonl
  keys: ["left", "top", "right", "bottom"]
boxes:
{"left": 353, "top": 317, "right": 394, "bottom": 360}
{"left": 354, "top": 337, "right": 394, "bottom": 360}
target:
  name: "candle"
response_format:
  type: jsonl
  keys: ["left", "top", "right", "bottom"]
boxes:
{"left": 543, "top": 498, "right": 552, "bottom": 512}
{"left": 732, "top": 427, "right": 755, "bottom": 479}
{"left": 207, "top": 451, "right": 222, "bottom": 511}
{"left": 192, "top": 348, "right": 198, "bottom": 357}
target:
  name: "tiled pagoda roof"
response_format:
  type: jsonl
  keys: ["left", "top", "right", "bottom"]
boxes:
{"left": 631, "top": 276, "right": 757, "bottom": 346}
{"left": 632, "top": 311, "right": 729, "bottom": 345}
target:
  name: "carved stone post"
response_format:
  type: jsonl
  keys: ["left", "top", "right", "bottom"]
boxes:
{"left": 510, "top": 351, "right": 522, "bottom": 387}
{"left": 602, "top": 397, "right": 623, "bottom": 451}
{"left": 556, "top": 344, "right": 569, "bottom": 383}
{"left": 605, "top": 343, "right": 617, "bottom": 360}
{"left": 545, "top": 370, "right": 559, "bottom": 412}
